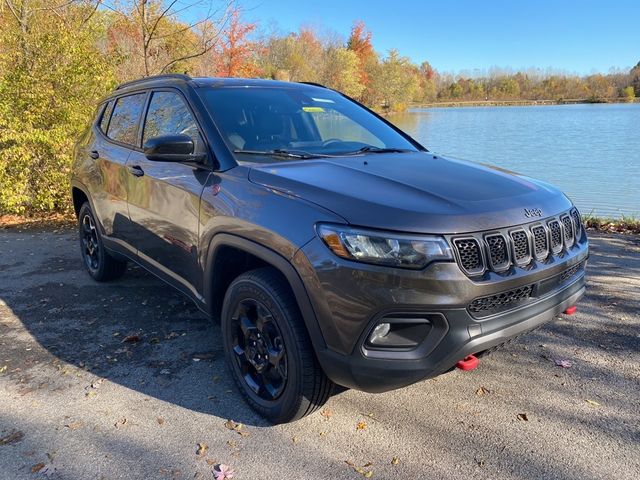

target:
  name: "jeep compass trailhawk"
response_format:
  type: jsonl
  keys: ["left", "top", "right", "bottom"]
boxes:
{"left": 71, "top": 75, "right": 588, "bottom": 423}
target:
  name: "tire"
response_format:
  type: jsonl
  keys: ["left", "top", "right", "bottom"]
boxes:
{"left": 78, "top": 202, "right": 127, "bottom": 282}
{"left": 221, "top": 267, "right": 333, "bottom": 423}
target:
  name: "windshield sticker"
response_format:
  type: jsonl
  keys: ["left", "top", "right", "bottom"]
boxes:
{"left": 303, "top": 106, "right": 325, "bottom": 112}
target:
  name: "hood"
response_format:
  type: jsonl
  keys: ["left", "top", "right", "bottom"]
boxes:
{"left": 248, "top": 152, "right": 572, "bottom": 234}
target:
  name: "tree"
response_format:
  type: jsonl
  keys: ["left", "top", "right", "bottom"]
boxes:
{"left": 0, "top": 0, "right": 115, "bottom": 213}
{"left": 375, "top": 49, "right": 419, "bottom": 111}
{"left": 321, "top": 47, "right": 364, "bottom": 98}
{"left": 102, "top": 0, "right": 235, "bottom": 79}
{"left": 260, "top": 27, "right": 323, "bottom": 82}
{"left": 346, "top": 20, "right": 378, "bottom": 103}
{"left": 630, "top": 61, "right": 640, "bottom": 96}
{"left": 213, "top": 8, "right": 260, "bottom": 77}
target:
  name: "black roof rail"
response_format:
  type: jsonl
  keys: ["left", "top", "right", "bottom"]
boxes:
{"left": 116, "top": 73, "right": 192, "bottom": 90}
{"left": 298, "top": 81, "right": 327, "bottom": 88}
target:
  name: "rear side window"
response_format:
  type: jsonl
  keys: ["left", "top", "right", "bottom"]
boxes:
{"left": 98, "top": 101, "right": 114, "bottom": 133}
{"left": 107, "top": 93, "right": 147, "bottom": 146}
{"left": 143, "top": 91, "right": 200, "bottom": 147}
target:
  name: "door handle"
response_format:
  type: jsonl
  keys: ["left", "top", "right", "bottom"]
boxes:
{"left": 89, "top": 150, "right": 99, "bottom": 159}
{"left": 128, "top": 165, "right": 144, "bottom": 177}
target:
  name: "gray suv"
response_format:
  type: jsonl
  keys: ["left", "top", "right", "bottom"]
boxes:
{"left": 71, "top": 74, "right": 588, "bottom": 423}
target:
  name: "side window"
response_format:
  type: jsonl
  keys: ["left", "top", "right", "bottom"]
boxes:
{"left": 106, "top": 93, "right": 147, "bottom": 146}
{"left": 99, "top": 101, "right": 114, "bottom": 133}
{"left": 143, "top": 91, "right": 203, "bottom": 152}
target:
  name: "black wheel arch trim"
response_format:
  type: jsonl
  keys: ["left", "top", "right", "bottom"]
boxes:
{"left": 203, "top": 233, "right": 328, "bottom": 356}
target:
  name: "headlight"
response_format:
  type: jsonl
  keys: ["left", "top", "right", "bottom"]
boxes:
{"left": 317, "top": 224, "right": 453, "bottom": 269}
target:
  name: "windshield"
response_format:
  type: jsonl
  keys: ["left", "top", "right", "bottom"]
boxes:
{"left": 198, "top": 86, "right": 420, "bottom": 162}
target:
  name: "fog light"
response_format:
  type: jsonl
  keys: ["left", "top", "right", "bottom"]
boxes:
{"left": 369, "top": 323, "right": 391, "bottom": 344}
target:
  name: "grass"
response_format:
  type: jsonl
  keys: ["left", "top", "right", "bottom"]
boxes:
{"left": 582, "top": 213, "right": 640, "bottom": 235}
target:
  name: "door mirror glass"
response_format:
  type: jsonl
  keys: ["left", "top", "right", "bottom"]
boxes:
{"left": 143, "top": 134, "right": 196, "bottom": 162}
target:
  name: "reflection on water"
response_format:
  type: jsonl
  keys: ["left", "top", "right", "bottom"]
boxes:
{"left": 390, "top": 103, "right": 640, "bottom": 219}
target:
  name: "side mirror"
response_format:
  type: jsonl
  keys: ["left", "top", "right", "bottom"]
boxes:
{"left": 143, "top": 134, "right": 200, "bottom": 162}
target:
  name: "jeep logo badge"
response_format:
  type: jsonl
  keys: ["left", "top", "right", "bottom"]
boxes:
{"left": 524, "top": 208, "right": 542, "bottom": 218}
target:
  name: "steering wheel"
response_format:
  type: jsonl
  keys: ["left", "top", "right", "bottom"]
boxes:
{"left": 321, "top": 138, "right": 344, "bottom": 148}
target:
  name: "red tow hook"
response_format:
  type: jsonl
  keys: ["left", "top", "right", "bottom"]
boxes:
{"left": 456, "top": 354, "right": 479, "bottom": 371}
{"left": 563, "top": 305, "right": 577, "bottom": 315}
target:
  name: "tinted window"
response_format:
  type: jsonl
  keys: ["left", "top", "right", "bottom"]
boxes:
{"left": 143, "top": 91, "right": 201, "bottom": 149}
{"left": 107, "top": 93, "right": 146, "bottom": 146}
{"left": 99, "top": 101, "right": 114, "bottom": 133}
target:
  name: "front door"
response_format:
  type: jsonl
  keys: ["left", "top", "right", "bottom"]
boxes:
{"left": 90, "top": 93, "right": 147, "bottom": 248}
{"left": 126, "top": 90, "right": 210, "bottom": 300}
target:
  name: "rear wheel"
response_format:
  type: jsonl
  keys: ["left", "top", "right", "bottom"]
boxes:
{"left": 78, "top": 202, "right": 127, "bottom": 282}
{"left": 221, "top": 267, "right": 333, "bottom": 423}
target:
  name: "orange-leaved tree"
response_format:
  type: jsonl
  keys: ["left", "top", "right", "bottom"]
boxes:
{"left": 213, "top": 8, "right": 261, "bottom": 77}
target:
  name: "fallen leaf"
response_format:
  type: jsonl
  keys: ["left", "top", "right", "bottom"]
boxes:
{"left": 122, "top": 334, "right": 140, "bottom": 343}
{"left": 345, "top": 460, "right": 374, "bottom": 478}
{"left": 85, "top": 391, "right": 97, "bottom": 398}
{"left": 356, "top": 421, "right": 367, "bottom": 431}
{"left": 192, "top": 352, "right": 215, "bottom": 360}
{"left": 157, "top": 417, "right": 165, "bottom": 425}
{"left": 31, "top": 463, "right": 45, "bottom": 473}
{"left": 554, "top": 359, "right": 572, "bottom": 368}
{"left": 114, "top": 418, "right": 128, "bottom": 429}
{"left": 517, "top": 413, "right": 529, "bottom": 422}
{"left": 223, "top": 419, "right": 250, "bottom": 436}
{"left": 320, "top": 408, "right": 333, "bottom": 419}
{"left": 214, "top": 464, "right": 234, "bottom": 480}
{"left": 0, "top": 430, "right": 24, "bottom": 445}
{"left": 149, "top": 337, "right": 161, "bottom": 344}
{"left": 90, "top": 378, "right": 104, "bottom": 389}
{"left": 0, "top": 365, "right": 7, "bottom": 374}
{"left": 475, "top": 386, "right": 491, "bottom": 396}
{"left": 291, "top": 436, "right": 299, "bottom": 443}
{"left": 586, "top": 399, "right": 601, "bottom": 406}
{"left": 391, "top": 457, "right": 399, "bottom": 465}
{"left": 319, "top": 431, "right": 327, "bottom": 436}
{"left": 64, "top": 421, "right": 84, "bottom": 431}
{"left": 196, "top": 442, "right": 208, "bottom": 456}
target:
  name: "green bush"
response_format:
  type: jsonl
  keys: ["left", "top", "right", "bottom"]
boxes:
{"left": 0, "top": 3, "right": 115, "bottom": 215}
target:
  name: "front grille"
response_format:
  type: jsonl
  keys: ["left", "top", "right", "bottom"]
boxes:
{"left": 561, "top": 215, "right": 574, "bottom": 248}
{"left": 468, "top": 284, "right": 534, "bottom": 314}
{"left": 560, "top": 261, "right": 584, "bottom": 282}
{"left": 450, "top": 208, "right": 585, "bottom": 278}
{"left": 571, "top": 209, "right": 582, "bottom": 240}
{"left": 453, "top": 238, "right": 483, "bottom": 274}
{"left": 548, "top": 220, "right": 563, "bottom": 253}
{"left": 531, "top": 225, "right": 549, "bottom": 259}
{"left": 468, "top": 261, "right": 586, "bottom": 317}
{"left": 510, "top": 230, "right": 531, "bottom": 264}
{"left": 485, "top": 234, "right": 509, "bottom": 269}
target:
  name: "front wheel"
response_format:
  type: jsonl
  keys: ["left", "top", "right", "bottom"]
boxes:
{"left": 78, "top": 202, "right": 127, "bottom": 282}
{"left": 221, "top": 267, "right": 333, "bottom": 423}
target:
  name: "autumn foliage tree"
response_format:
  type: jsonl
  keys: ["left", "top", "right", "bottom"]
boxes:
{"left": 213, "top": 8, "right": 260, "bottom": 77}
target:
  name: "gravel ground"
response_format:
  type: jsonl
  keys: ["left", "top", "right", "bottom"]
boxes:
{"left": 0, "top": 226, "right": 638, "bottom": 480}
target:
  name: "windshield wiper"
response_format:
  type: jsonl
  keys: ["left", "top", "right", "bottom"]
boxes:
{"left": 233, "top": 149, "right": 331, "bottom": 159}
{"left": 342, "top": 146, "right": 414, "bottom": 155}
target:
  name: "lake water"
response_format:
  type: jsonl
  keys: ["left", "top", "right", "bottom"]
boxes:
{"left": 391, "top": 103, "right": 640, "bottom": 219}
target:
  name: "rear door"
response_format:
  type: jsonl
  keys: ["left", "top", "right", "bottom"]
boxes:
{"left": 90, "top": 92, "right": 147, "bottom": 250}
{"left": 126, "top": 89, "right": 211, "bottom": 301}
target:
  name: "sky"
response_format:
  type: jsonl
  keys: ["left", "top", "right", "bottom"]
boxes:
{"left": 240, "top": 0, "right": 639, "bottom": 75}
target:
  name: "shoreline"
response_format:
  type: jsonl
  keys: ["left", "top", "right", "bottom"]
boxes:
{"left": 410, "top": 98, "right": 639, "bottom": 109}
{"left": 1, "top": 213, "right": 637, "bottom": 235}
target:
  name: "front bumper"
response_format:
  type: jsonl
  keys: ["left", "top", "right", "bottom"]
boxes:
{"left": 293, "top": 232, "right": 588, "bottom": 393}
